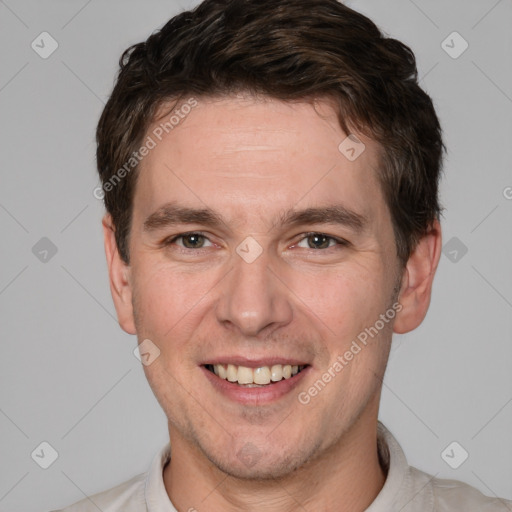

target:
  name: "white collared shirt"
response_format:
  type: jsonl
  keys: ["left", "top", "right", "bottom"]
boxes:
{"left": 53, "top": 421, "right": 511, "bottom": 511}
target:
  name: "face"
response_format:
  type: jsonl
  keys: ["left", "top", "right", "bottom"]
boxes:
{"left": 113, "top": 95, "right": 406, "bottom": 479}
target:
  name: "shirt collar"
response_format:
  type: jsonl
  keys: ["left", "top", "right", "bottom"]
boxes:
{"left": 144, "top": 421, "right": 411, "bottom": 511}
{"left": 365, "top": 421, "right": 411, "bottom": 511}
{"left": 145, "top": 441, "right": 174, "bottom": 512}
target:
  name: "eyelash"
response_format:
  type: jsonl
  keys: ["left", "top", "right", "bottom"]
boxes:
{"left": 162, "top": 231, "right": 349, "bottom": 252}
{"left": 163, "top": 232, "right": 214, "bottom": 251}
{"left": 296, "top": 232, "right": 349, "bottom": 250}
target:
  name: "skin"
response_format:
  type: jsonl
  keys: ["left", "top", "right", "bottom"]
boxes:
{"left": 103, "top": 94, "right": 442, "bottom": 512}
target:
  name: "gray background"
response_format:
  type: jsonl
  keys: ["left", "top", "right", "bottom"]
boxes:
{"left": 0, "top": 0, "right": 511, "bottom": 510}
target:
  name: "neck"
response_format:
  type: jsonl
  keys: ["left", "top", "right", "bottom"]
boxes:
{"left": 163, "top": 410, "right": 386, "bottom": 512}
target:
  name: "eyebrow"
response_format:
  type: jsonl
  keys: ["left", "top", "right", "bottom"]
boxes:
{"left": 143, "top": 202, "right": 367, "bottom": 233}
{"left": 143, "top": 203, "right": 226, "bottom": 231}
{"left": 276, "top": 205, "right": 367, "bottom": 232}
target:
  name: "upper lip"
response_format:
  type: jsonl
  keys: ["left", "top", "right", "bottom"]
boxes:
{"left": 201, "top": 357, "right": 310, "bottom": 368}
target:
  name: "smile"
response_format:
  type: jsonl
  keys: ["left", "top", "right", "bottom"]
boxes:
{"left": 204, "top": 363, "right": 308, "bottom": 386}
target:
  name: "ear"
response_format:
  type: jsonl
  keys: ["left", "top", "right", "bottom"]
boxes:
{"left": 393, "top": 220, "right": 442, "bottom": 334}
{"left": 102, "top": 214, "right": 137, "bottom": 334}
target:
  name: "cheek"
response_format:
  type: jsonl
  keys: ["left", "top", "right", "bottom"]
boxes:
{"left": 131, "top": 261, "right": 217, "bottom": 334}
{"left": 289, "top": 264, "right": 389, "bottom": 338}
{"left": 141, "top": 355, "right": 196, "bottom": 434}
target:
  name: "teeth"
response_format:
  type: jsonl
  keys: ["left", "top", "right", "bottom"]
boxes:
{"left": 271, "top": 364, "right": 283, "bottom": 382}
{"left": 226, "top": 364, "right": 238, "bottom": 382}
{"left": 217, "top": 364, "right": 227, "bottom": 379}
{"left": 254, "top": 366, "right": 271, "bottom": 385}
{"left": 210, "top": 363, "right": 304, "bottom": 385}
{"left": 237, "top": 366, "right": 253, "bottom": 385}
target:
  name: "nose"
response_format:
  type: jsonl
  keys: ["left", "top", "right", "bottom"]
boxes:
{"left": 215, "top": 247, "right": 293, "bottom": 337}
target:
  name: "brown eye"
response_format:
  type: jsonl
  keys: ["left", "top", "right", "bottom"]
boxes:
{"left": 168, "top": 233, "right": 213, "bottom": 249}
{"left": 306, "top": 234, "right": 331, "bottom": 249}
{"left": 181, "top": 233, "right": 205, "bottom": 248}
{"left": 296, "top": 233, "right": 341, "bottom": 250}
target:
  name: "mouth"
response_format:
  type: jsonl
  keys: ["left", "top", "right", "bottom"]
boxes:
{"left": 203, "top": 363, "right": 309, "bottom": 387}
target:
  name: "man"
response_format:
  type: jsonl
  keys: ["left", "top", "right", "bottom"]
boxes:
{"left": 55, "top": 0, "right": 511, "bottom": 510}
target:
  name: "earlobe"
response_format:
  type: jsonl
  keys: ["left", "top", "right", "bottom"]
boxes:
{"left": 393, "top": 220, "right": 442, "bottom": 334}
{"left": 102, "top": 214, "right": 137, "bottom": 335}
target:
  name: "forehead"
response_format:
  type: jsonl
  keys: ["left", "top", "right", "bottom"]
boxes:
{"left": 135, "top": 95, "right": 386, "bottom": 227}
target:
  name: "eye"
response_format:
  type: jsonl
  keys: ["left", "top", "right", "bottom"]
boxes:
{"left": 166, "top": 232, "right": 213, "bottom": 249}
{"left": 295, "top": 232, "right": 347, "bottom": 250}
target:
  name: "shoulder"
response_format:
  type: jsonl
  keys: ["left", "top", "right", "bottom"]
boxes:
{"left": 51, "top": 472, "right": 147, "bottom": 512}
{"left": 410, "top": 466, "right": 512, "bottom": 512}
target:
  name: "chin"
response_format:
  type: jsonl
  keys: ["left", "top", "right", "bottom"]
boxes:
{"left": 202, "top": 440, "right": 318, "bottom": 481}
{"left": 212, "top": 457, "right": 299, "bottom": 481}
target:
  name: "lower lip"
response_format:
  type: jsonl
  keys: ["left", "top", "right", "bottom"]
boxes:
{"left": 201, "top": 366, "right": 311, "bottom": 405}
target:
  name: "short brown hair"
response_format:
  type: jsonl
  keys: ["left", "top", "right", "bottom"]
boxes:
{"left": 96, "top": 0, "right": 444, "bottom": 265}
